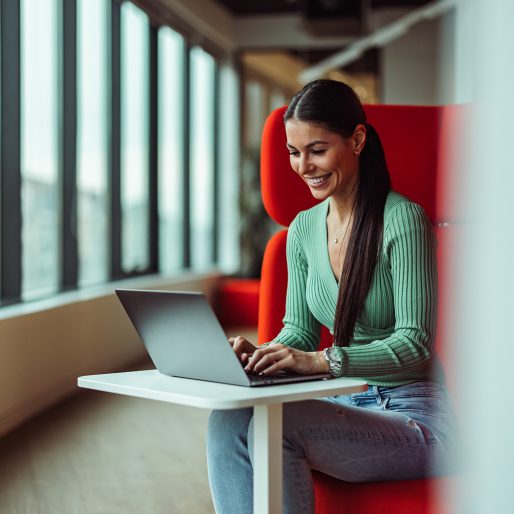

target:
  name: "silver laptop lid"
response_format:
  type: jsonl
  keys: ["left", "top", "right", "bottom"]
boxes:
{"left": 115, "top": 289, "right": 251, "bottom": 386}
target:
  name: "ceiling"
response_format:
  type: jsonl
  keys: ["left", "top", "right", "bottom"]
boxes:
{"left": 211, "top": 0, "right": 435, "bottom": 92}
{"left": 214, "top": 0, "right": 431, "bottom": 17}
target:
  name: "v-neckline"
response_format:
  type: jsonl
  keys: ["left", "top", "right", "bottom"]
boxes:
{"left": 322, "top": 200, "right": 342, "bottom": 290}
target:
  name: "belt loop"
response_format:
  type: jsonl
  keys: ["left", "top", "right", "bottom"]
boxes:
{"left": 373, "top": 386, "right": 382, "bottom": 405}
{"left": 374, "top": 386, "right": 388, "bottom": 409}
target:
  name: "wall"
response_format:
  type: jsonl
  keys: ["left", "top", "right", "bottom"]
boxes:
{"left": 0, "top": 273, "right": 221, "bottom": 438}
{"left": 379, "top": 9, "right": 456, "bottom": 105}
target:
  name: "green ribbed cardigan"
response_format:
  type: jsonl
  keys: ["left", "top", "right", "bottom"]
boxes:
{"left": 271, "top": 191, "right": 443, "bottom": 387}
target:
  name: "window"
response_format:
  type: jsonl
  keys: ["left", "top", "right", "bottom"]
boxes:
{"left": 217, "top": 62, "right": 240, "bottom": 273}
{"left": 77, "top": 0, "right": 109, "bottom": 286}
{"left": 189, "top": 46, "right": 216, "bottom": 269}
{"left": 270, "top": 88, "right": 287, "bottom": 111}
{"left": 158, "top": 27, "right": 185, "bottom": 273}
{"left": 120, "top": 2, "right": 150, "bottom": 273}
{"left": 244, "top": 79, "right": 267, "bottom": 150}
{"left": 20, "top": 0, "right": 59, "bottom": 299}
{"left": 0, "top": 0, "right": 232, "bottom": 306}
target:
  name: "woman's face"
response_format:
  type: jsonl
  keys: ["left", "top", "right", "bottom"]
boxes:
{"left": 285, "top": 119, "right": 365, "bottom": 203}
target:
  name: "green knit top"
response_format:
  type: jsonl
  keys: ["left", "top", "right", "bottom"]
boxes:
{"left": 271, "top": 191, "right": 444, "bottom": 387}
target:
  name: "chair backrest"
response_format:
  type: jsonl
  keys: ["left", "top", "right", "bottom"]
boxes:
{"left": 261, "top": 104, "right": 446, "bottom": 227}
{"left": 258, "top": 104, "right": 462, "bottom": 377}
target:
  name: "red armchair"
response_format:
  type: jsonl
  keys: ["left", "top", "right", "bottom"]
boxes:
{"left": 258, "top": 104, "right": 462, "bottom": 513}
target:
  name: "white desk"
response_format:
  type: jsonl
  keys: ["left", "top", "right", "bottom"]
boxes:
{"left": 78, "top": 370, "right": 367, "bottom": 514}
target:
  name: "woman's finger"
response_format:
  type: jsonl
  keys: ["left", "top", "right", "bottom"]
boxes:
{"left": 241, "top": 352, "right": 253, "bottom": 363}
{"left": 247, "top": 346, "right": 289, "bottom": 373}
{"left": 258, "top": 352, "right": 292, "bottom": 375}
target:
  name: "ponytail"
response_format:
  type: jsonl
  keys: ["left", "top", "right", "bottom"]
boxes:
{"left": 333, "top": 122, "right": 390, "bottom": 346}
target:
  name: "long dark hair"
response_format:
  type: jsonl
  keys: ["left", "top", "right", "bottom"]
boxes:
{"left": 284, "top": 79, "right": 390, "bottom": 347}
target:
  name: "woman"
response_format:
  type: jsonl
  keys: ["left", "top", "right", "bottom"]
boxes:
{"left": 207, "top": 79, "right": 456, "bottom": 514}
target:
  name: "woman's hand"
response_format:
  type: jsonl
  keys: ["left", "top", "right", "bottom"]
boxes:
{"left": 244, "top": 343, "right": 329, "bottom": 376}
{"left": 228, "top": 336, "right": 258, "bottom": 364}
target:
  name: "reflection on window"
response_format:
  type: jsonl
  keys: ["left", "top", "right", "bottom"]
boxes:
{"left": 77, "top": 0, "right": 109, "bottom": 286}
{"left": 158, "top": 27, "right": 184, "bottom": 273}
{"left": 20, "top": 0, "right": 59, "bottom": 299}
{"left": 190, "top": 46, "right": 215, "bottom": 269}
{"left": 121, "top": 2, "right": 149, "bottom": 273}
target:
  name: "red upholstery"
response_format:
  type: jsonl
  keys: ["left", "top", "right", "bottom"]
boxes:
{"left": 313, "top": 474, "right": 456, "bottom": 514}
{"left": 218, "top": 103, "right": 466, "bottom": 331}
{"left": 261, "top": 105, "right": 443, "bottom": 226}
{"left": 259, "top": 104, "right": 460, "bottom": 513}
{"left": 261, "top": 107, "right": 319, "bottom": 227}
{"left": 257, "top": 230, "right": 333, "bottom": 348}
{"left": 257, "top": 230, "right": 288, "bottom": 345}
{"left": 215, "top": 278, "right": 260, "bottom": 327}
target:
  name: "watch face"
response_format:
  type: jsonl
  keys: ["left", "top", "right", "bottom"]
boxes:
{"left": 323, "top": 347, "right": 341, "bottom": 376}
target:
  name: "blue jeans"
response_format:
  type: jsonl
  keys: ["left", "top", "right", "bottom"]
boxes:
{"left": 206, "top": 381, "right": 457, "bottom": 514}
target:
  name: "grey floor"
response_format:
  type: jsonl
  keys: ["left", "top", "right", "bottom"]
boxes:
{"left": 0, "top": 363, "right": 216, "bottom": 514}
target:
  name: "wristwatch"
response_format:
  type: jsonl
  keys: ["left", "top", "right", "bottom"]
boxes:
{"left": 322, "top": 346, "right": 343, "bottom": 377}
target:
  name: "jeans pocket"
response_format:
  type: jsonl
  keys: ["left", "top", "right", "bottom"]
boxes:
{"left": 378, "top": 382, "right": 451, "bottom": 420}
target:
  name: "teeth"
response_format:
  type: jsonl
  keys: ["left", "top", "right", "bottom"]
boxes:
{"left": 307, "top": 174, "right": 330, "bottom": 185}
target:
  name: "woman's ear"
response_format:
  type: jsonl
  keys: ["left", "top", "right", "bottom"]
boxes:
{"left": 353, "top": 123, "right": 367, "bottom": 155}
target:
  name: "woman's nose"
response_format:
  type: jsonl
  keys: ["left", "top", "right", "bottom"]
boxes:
{"left": 298, "top": 155, "right": 313, "bottom": 175}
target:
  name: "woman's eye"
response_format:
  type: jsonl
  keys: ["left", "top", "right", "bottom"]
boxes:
{"left": 288, "top": 151, "right": 299, "bottom": 157}
{"left": 311, "top": 149, "right": 325, "bottom": 155}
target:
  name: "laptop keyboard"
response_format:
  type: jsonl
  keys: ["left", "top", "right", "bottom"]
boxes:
{"left": 246, "top": 370, "right": 302, "bottom": 382}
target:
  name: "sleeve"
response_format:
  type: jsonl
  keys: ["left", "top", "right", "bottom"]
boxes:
{"left": 269, "top": 215, "right": 321, "bottom": 352}
{"left": 329, "top": 202, "right": 437, "bottom": 377}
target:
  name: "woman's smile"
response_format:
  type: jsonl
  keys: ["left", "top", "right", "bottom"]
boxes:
{"left": 306, "top": 173, "right": 332, "bottom": 188}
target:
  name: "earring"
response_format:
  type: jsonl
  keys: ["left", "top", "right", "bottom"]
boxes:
{"left": 355, "top": 149, "right": 360, "bottom": 156}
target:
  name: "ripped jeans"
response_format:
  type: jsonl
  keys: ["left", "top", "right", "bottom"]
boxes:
{"left": 206, "top": 381, "right": 457, "bottom": 514}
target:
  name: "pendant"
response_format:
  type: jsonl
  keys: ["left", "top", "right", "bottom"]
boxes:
{"left": 333, "top": 238, "right": 338, "bottom": 244}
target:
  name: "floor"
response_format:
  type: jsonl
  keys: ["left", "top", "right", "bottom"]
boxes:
{"left": 0, "top": 327, "right": 258, "bottom": 514}
{"left": 0, "top": 367, "right": 215, "bottom": 514}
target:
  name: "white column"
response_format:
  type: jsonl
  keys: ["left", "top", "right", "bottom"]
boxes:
{"left": 453, "top": 1, "right": 514, "bottom": 513}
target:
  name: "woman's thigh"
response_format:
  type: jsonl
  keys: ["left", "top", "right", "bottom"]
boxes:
{"left": 263, "top": 385, "right": 455, "bottom": 483}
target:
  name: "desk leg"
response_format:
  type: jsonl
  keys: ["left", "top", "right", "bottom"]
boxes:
{"left": 253, "top": 403, "right": 283, "bottom": 514}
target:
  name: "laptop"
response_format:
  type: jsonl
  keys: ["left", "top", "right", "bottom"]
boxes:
{"left": 115, "top": 289, "right": 332, "bottom": 387}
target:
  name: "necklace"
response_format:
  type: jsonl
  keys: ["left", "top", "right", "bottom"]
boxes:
{"left": 331, "top": 214, "right": 352, "bottom": 245}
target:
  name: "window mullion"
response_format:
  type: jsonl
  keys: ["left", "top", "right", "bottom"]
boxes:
{"left": 110, "top": 0, "right": 122, "bottom": 280}
{"left": 0, "top": 0, "right": 22, "bottom": 304}
{"left": 61, "top": 0, "right": 78, "bottom": 290}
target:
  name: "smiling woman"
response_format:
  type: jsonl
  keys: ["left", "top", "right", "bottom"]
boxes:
{"left": 283, "top": 80, "right": 390, "bottom": 348}
{"left": 207, "top": 80, "right": 456, "bottom": 514}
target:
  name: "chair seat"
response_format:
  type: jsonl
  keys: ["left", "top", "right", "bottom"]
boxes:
{"left": 314, "top": 472, "right": 455, "bottom": 514}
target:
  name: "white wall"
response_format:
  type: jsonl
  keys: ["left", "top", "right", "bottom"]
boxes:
{"left": 379, "top": 10, "right": 456, "bottom": 105}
